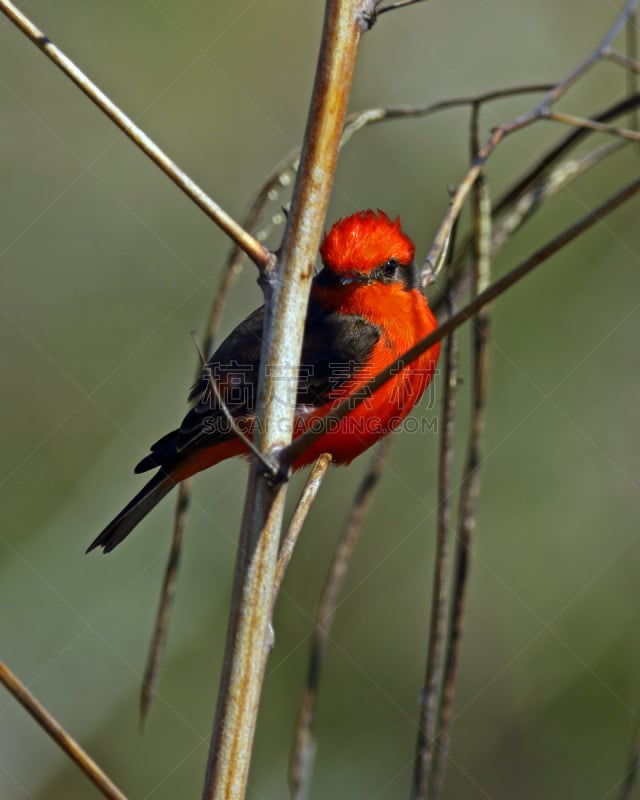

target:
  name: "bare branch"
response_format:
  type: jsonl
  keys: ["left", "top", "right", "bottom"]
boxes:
{"left": 273, "top": 454, "right": 333, "bottom": 601}
{"left": 544, "top": 110, "right": 640, "bottom": 141}
{"left": 0, "top": 662, "right": 128, "bottom": 800}
{"left": 423, "top": 0, "right": 640, "bottom": 281}
{"left": 493, "top": 94, "right": 640, "bottom": 220}
{"left": 429, "top": 177, "right": 492, "bottom": 800}
{"left": 289, "top": 437, "right": 393, "bottom": 800}
{"left": 533, "top": 0, "right": 639, "bottom": 113}
{"left": 424, "top": 98, "right": 639, "bottom": 328}
{"left": 376, "top": 0, "right": 429, "bottom": 18}
{"left": 411, "top": 263, "right": 459, "bottom": 800}
{"left": 343, "top": 84, "right": 556, "bottom": 141}
{"left": 0, "top": 0, "right": 272, "bottom": 270}
{"left": 141, "top": 154, "right": 302, "bottom": 724}
{"left": 140, "top": 482, "right": 190, "bottom": 726}
{"left": 491, "top": 140, "right": 626, "bottom": 255}
{"left": 202, "top": 2, "right": 367, "bottom": 797}
{"left": 603, "top": 49, "right": 640, "bottom": 74}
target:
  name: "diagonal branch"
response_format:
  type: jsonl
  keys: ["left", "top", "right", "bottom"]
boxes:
{"left": 0, "top": 0, "right": 272, "bottom": 270}
{"left": 191, "top": 334, "right": 277, "bottom": 476}
{"left": 273, "top": 454, "right": 333, "bottom": 600}
{"left": 434, "top": 93, "right": 640, "bottom": 303}
{"left": 0, "top": 662, "right": 128, "bottom": 800}
{"left": 289, "top": 437, "right": 394, "bottom": 800}
{"left": 543, "top": 110, "right": 640, "bottom": 141}
{"left": 490, "top": 140, "right": 626, "bottom": 256}
{"left": 603, "top": 49, "right": 640, "bottom": 74}
{"left": 492, "top": 93, "right": 640, "bottom": 220}
{"left": 533, "top": 0, "right": 639, "bottom": 113}
{"left": 140, "top": 479, "right": 190, "bottom": 726}
{"left": 423, "top": 0, "right": 640, "bottom": 281}
{"left": 375, "top": 0, "right": 429, "bottom": 18}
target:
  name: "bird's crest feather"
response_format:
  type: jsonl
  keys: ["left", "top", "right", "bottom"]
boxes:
{"left": 319, "top": 209, "right": 415, "bottom": 273}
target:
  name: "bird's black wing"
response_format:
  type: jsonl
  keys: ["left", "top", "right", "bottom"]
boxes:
{"left": 135, "top": 297, "right": 381, "bottom": 471}
{"left": 134, "top": 306, "right": 265, "bottom": 473}
{"left": 297, "top": 299, "right": 381, "bottom": 407}
{"left": 177, "top": 305, "right": 266, "bottom": 454}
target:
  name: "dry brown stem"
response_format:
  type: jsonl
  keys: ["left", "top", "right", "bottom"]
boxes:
{"left": 0, "top": 662, "right": 128, "bottom": 800}
{"left": 141, "top": 152, "right": 301, "bottom": 723}
{"left": 274, "top": 454, "right": 333, "bottom": 600}
{"left": 289, "top": 437, "right": 394, "bottom": 799}
{"left": 202, "top": 3, "right": 368, "bottom": 797}
{"left": 429, "top": 173, "right": 493, "bottom": 800}
{"left": 0, "top": 0, "right": 271, "bottom": 270}
{"left": 411, "top": 225, "right": 460, "bottom": 800}
{"left": 140, "top": 482, "right": 190, "bottom": 726}
{"left": 423, "top": 0, "right": 640, "bottom": 282}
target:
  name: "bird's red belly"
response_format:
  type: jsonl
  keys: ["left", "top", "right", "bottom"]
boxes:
{"left": 294, "top": 340, "right": 440, "bottom": 466}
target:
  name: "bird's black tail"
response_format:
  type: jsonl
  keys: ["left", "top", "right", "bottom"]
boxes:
{"left": 87, "top": 469, "right": 177, "bottom": 554}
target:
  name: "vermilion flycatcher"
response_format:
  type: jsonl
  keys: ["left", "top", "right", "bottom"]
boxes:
{"left": 89, "top": 210, "right": 440, "bottom": 553}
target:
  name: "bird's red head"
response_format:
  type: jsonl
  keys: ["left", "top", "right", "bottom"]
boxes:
{"left": 319, "top": 210, "right": 415, "bottom": 274}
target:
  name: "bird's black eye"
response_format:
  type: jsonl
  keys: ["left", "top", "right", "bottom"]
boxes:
{"left": 384, "top": 259, "right": 399, "bottom": 278}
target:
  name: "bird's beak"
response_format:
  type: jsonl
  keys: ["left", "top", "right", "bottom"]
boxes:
{"left": 339, "top": 271, "right": 368, "bottom": 286}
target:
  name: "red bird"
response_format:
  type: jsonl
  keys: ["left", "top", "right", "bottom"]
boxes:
{"left": 88, "top": 210, "right": 440, "bottom": 553}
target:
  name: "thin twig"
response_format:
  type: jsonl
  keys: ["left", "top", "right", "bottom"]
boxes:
{"left": 533, "top": 0, "right": 639, "bottom": 113}
{"left": 603, "top": 49, "right": 640, "bottom": 74}
{"left": 423, "top": 0, "right": 640, "bottom": 281}
{"left": 431, "top": 96, "right": 640, "bottom": 314}
{"left": 204, "top": 83, "right": 560, "bottom": 267}
{"left": 491, "top": 140, "right": 627, "bottom": 256}
{"left": 492, "top": 94, "right": 640, "bottom": 221}
{"left": 544, "top": 110, "right": 640, "bottom": 141}
{"left": 343, "top": 95, "right": 640, "bottom": 316}
{"left": 202, "top": 2, "right": 366, "bottom": 797}
{"left": 0, "top": 0, "right": 272, "bottom": 271}
{"left": 342, "top": 84, "right": 556, "bottom": 144}
{"left": 289, "top": 437, "right": 394, "bottom": 800}
{"left": 140, "top": 482, "right": 191, "bottom": 726}
{"left": 411, "top": 249, "right": 459, "bottom": 799}
{"left": 376, "top": 0, "right": 428, "bottom": 17}
{"left": 0, "top": 662, "right": 128, "bottom": 800}
{"left": 434, "top": 99, "right": 638, "bottom": 312}
{"left": 190, "top": 332, "right": 278, "bottom": 477}
{"left": 273, "top": 454, "right": 333, "bottom": 601}
{"left": 429, "top": 173, "right": 493, "bottom": 800}
{"left": 282, "top": 174, "right": 640, "bottom": 471}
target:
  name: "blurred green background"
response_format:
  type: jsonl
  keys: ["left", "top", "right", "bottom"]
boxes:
{"left": 1, "top": 1, "right": 639, "bottom": 798}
